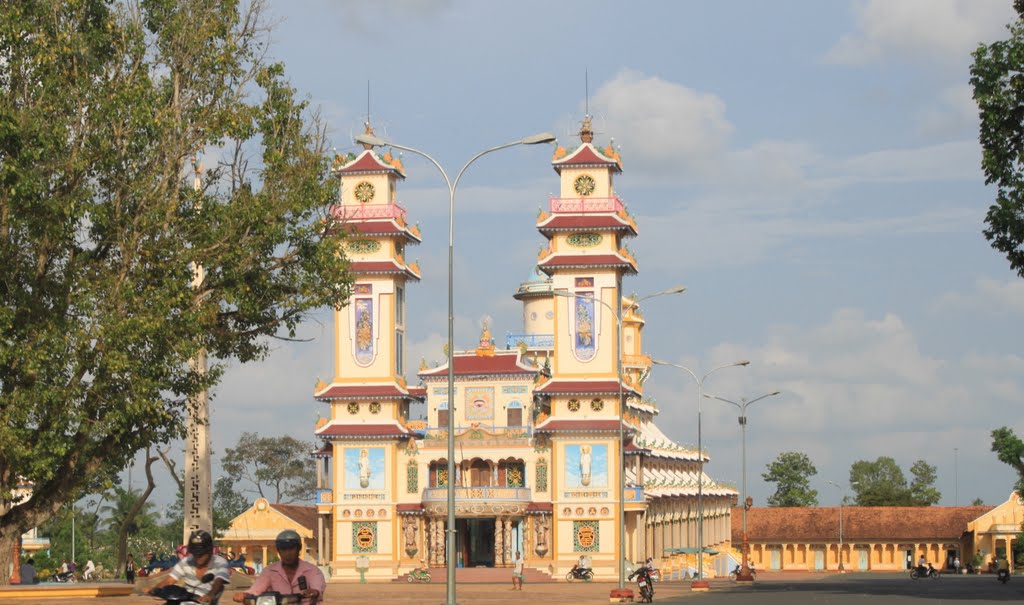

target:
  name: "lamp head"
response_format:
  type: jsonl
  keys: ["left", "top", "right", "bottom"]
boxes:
{"left": 651, "top": 358, "right": 670, "bottom": 366}
{"left": 769, "top": 390, "right": 781, "bottom": 396}
{"left": 354, "top": 133, "right": 389, "bottom": 148}
{"left": 737, "top": 360, "right": 751, "bottom": 367}
{"left": 521, "top": 132, "right": 557, "bottom": 145}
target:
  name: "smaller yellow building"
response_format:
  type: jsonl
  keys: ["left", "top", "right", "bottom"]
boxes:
{"left": 221, "top": 498, "right": 319, "bottom": 567}
{"left": 968, "top": 492, "right": 1024, "bottom": 571}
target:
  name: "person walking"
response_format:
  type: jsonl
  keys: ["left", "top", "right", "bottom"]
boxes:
{"left": 953, "top": 556, "right": 960, "bottom": 575}
{"left": 125, "top": 554, "right": 136, "bottom": 584}
{"left": 511, "top": 551, "right": 524, "bottom": 591}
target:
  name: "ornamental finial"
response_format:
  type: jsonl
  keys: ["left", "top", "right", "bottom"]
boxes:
{"left": 579, "top": 115, "right": 594, "bottom": 144}
{"left": 361, "top": 121, "right": 375, "bottom": 150}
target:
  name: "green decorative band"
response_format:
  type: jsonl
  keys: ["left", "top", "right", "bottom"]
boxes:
{"left": 567, "top": 232, "right": 602, "bottom": 248}
{"left": 347, "top": 240, "right": 382, "bottom": 254}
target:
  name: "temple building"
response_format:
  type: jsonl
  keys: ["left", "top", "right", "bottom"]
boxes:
{"left": 309, "top": 119, "right": 736, "bottom": 581}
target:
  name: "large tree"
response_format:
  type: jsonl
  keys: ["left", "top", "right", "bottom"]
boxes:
{"left": 991, "top": 426, "right": 1024, "bottom": 493}
{"left": 221, "top": 433, "right": 316, "bottom": 503}
{"left": 762, "top": 451, "right": 819, "bottom": 507}
{"left": 0, "top": 0, "right": 351, "bottom": 582}
{"left": 971, "top": 1, "right": 1024, "bottom": 278}
{"left": 908, "top": 459, "right": 941, "bottom": 506}
{"left": 850, "top": 457, "right": 913, "bottom": 506}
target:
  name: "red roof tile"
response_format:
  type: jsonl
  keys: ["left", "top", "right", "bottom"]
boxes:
{"left": 526, "top": 502, "right": 553, "bottom": 513}
{"left": 733, "top": 506, "right": 994, "bottom": 543}
{"left": 349, "top": 260, "right": 421, "bottom": 279}
{"left": 397, "top": 503, "right": 424, "bottom": 514}
{"left": 534, "top": 380, "right": 638, "bottom": 396}
{"left": 334, "top": 150, "right": 405, "bottom": 176}
{"left": 537, "top": 254, "right": 637, "bottom": 275}
{"left": 407, "top": 385, "right": 427, "bottom": 399}
{"left": 419, "top": 351, "right": 537, "bottom": 378}
{"left": 552, "top": 144, "right": 622, "bottom": 173}
{"left": 336, "top": 221, "right": 422, "bottom": 243}
{"left": 315, "top": 422, "right": 411, "bottom": 438}
{"left": 310, "top": 443, "right": 332, "bottom": 457}
{"left": 534, "top": 419, "right": 633, "bottom": 433}
{"left": 314, "top": 384, "right": 414, "bottom": 400}
{"left": 537, "top": 215, "right": 637, "bottom": 237}
{"left": 269, "top": 504, "right": 318, "bottom": 532}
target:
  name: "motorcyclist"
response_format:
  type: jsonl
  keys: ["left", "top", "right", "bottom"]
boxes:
{"left": 150, "top": 529, "right": 230, "bottom": 605}
{"left": 233, "top": 529, "right": 325, "bottom": 604}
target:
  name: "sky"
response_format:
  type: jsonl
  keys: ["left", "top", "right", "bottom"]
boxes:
{"left": 131, "top": 0, "right": 1024, "bottom": 513}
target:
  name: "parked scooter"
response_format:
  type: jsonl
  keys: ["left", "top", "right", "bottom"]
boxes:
{"left": 407, "top": 560, "right": 431, "bottom": 583}
{"left": 628, "top": 566, "right": 655, "bottom": 603}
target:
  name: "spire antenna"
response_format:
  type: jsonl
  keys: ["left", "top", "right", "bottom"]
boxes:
{"left": 585, "top": 69, "right": 590, "bottom": 118}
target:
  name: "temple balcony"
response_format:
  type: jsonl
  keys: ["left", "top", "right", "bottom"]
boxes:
{"left": 329, "top": 202, "right": 408, "bottom": 222}
{"left": 549, "top": 196, "right": 625, "bottom": 214}
{"left": 422, "top": 486, "right": 532, "bottom": 502}
{"left": 505, "top": 333, "right": 554, "bottom": 350}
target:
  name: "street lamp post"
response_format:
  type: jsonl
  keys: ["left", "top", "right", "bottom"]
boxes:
{"left": 827, "top": 481, "right": 854, "bottom": 572}
{"left": 704, "top": 391, "right": 781, "bottom": 581}
{"left": 650, "top": 359, "right": 749, "bottom": 588}
{"left": 355, "top": 131, "right": 556, "bottom": 605}
{"left": 552, "top": 286, "right": 685, "bottom": 592}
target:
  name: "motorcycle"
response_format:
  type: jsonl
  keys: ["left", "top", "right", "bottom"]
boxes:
{"left": 49, "top": 571, "right": 77, "bottom": 583}
{"left": 239, "top": 592, "right": 304, "bottom": 605}
{"left": 909, "top": 565, "right": 940, "bottom": 580}
{"left": 998, "top": 568, "right": 1011, "bottom": 584}
{"left": 149, "top": 573, "right": 216, "bottom": 605}
{"left": 565, "top": 565, "right": 594, "bottom": 582}
{"left": 728, "top": 564, "right": 757, "bottom": 581}
{"left": 407, "top": 565, "right": 431, "bottom": 583}
{"left": 629, "top": 566, "right": 655, "bottom": 603}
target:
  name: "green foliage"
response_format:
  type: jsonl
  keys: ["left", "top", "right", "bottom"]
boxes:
{"left": 849, "top": 456, "right": 941, "bottom": 506}
{"left": 973, "top": 497, "right": 986, "bottom": 506}
{"left": 909, "top": 460, "right": 941, "bottom": 506}
{"left": 221, "top": 432, "right": 316, "bottom": 503}
{"left": 971, "top": 3, "right": 1024, "bottom": 278}
{"left": 762, "top": 451, "right": 819, "bottom": 507}
{"left": 0, "top": 0, "right": 351, "bottom": 574}
{"left": 991, "top": 426, "right": 1024, "bottom": 493}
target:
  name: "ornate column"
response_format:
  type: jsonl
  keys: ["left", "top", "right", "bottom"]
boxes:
{"left": 523, "top": 516, "right": 532, "bottom": 559}
{"left": 503, "top": 518, "right": 513, "bottom": 565}
{"left": 494, "top": 517, "right": 504, "bottom": 566}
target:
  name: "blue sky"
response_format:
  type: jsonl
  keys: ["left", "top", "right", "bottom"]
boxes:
{"left": 132, "top": 0, "right": 1024, "bottom": 511}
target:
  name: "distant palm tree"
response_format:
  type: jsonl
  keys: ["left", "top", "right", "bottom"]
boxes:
{"left": 102, "top": 487, "right": 157, "bottom": 538}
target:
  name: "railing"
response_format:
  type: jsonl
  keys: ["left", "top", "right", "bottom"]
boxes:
{"left": 329, "top": 202, "right": 408, "bottom": 222}
{"left": 505, "top": 333, "right": 554, "bottom": 349}
{"left": 549, "top": 196, "right": 625, "bottom": 214}
{"left": 422, "top": 425, "right": 532, "bottom": 440}
{"left": 316, "top": 488, "right": 333, "bottom": 504}
{"left": 422, "top": 486, "right": 532, "bottom": 502}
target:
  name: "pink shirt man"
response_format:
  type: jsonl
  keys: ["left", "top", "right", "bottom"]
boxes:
{"left": 245, "top": 559, "right": 325, "bottom": 605}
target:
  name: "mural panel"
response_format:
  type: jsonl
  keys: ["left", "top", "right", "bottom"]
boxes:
{"left": 573, "top": 293, "right": 596, "bottom": 361}
{"left": 345, "top": 447, "right": 385, "bottom": 490}
{"left": 352, "top": 521, "right": 378, "bottom": 553}
{"left": 354, "top": 297, "right": 375, "bottom": 365}
{"left": 564, "top": 444, "right": 607, "bottom": 488}
{"left": 465, "top": 386, "right": 495, "bottom": 420}
{"left": 573, "top": 520, "right": 600, "bottom": 552}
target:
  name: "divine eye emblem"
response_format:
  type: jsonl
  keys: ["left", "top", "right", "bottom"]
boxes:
{"left": 354, "top": 181, "right": 375, "bottom": 203}
{"left": 574, "top": 175, "right": 596, "bottom": 196}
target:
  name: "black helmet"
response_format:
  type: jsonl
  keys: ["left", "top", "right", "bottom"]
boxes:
{"left": 275, "top": 529, "right": 302, "bottom": 550}
{"left": 187, "top": 530, "right": 214, "bottom": 556}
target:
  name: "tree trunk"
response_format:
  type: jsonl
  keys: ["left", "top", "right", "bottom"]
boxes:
{"left": 0, "top": 524, "right": 17, "bottom": 586}
{"left": 115, "top": 449, "right": 159, "bottom": 577}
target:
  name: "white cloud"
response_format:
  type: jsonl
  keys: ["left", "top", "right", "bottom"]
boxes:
{"left": 917, "top": 83, "right": 981, "bottom": 139}
{"left": 590, "top": 70, "right": 734, "bottom": 180}
{"left": 828, "top": 140, "right": 983, "bottom": 185}
{"left": 935, "top": 277, "right": 1024, "bottom": 315}
{"left": 824, "top": 0, "right": 1013, "bottom": 65}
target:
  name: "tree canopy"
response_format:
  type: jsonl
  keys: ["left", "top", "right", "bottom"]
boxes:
{"left": 991, "top": 426, "right": 1024, "bottom": 493}
{"left": 0, "top": 0, "right": 351, "bottom": 581}
{"left": 971, "top": 1, "right": 1024, "bottom": 278}
{"left": 762, "top": 451, "right": 819, "bottom": 507}
{"left": 849, "top": 456, "right": 942, "bottom": 506}
{"left": 221, "top": 432, "right": 316, "bottom": 504}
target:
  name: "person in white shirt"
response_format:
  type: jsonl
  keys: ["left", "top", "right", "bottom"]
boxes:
{"left": 511, "top": 551, "right": 524, "bottom": 591}
{"left": 150, "top": 530, "right": 230, "bottom": 605}
{"left": 83, "top": 559, "right": 96, "bottom": 580}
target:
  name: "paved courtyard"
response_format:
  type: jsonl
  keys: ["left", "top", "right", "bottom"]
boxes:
{"left": 10, "top": 572, "right": 1024, "bottom": 604}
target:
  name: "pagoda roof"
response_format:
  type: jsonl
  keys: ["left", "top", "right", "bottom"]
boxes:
{"left": 536, "top": 214, "right": 637, "bottom": 238}
{"left": 348, "top": 259, "right": 421, "bottom": 281}
{"left": 525, "top": 502, "right": 553, "bottom": 514}
{"left": 333, "top": 149, "right": 405, "bottom": 177}
{"left": 397, "top": 503, "right": 425, "bottom": 515}
{"left": 310, "top": 442, "right": 332, "bottom": 458}
{"left": 419, "top": 350, "right": 538, "bottom": 378}
{"left": 534, "top": 418, "right": 634, "bottom": 434}
{"left": 335, "top": 220, "right": 422, "bottom": 244}
{"left": 314, "top": 420, "right": 412, "bottom": 439}
{"left": 534, "top": 378, "right": 639, "bottom": 397}
{"left": 537, "top": 253, "right": 637, "bottom": 275}
{"left": 552, "top": 143, "right": 622, "bottom": 173}
{"left": 314, "top": 382, "right": 420, "bottom": 401}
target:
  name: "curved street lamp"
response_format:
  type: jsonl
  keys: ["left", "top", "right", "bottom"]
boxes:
{"left": 650, "top": 358, "right": 749, "bottom": 588}
{"left": 355, "top": 130, "right": 556, "bottom": 605}
{"left": 704, "top": 391, "right": 781, "bottom": 581}
{"left": 551, "top": 285, "right": 685, "bottom": 591}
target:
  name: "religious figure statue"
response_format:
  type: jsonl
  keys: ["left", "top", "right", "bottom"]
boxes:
{"left": 580, "top": 445, "right": 592, "bottom": 486}
{"left": 404, "top": 519, "right": 417, "bottom": 549}
{"left": 534, "top": 515, "right": 549, "bottom": 557}
{"left": 359, "top": 448, "right": 371, "bottom": 488}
